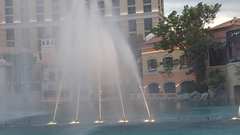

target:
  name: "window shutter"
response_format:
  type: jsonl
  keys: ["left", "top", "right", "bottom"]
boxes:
{"left": 180, "top": 55, "right": 183, "bottom": 65}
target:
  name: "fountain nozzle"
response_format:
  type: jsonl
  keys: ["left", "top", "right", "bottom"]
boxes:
{"left": 47, "top": 121, "right": 57, "bottom": 125}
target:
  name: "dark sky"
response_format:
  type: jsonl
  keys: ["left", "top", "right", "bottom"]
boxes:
{"left": 164, "top": 0, "right": 240, "bottom": 27}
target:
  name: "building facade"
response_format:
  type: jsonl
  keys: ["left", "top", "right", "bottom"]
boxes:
{"left": 139, "top": 37, "right": 196, "bottom": 99}
{"left": 206, "top": 17, "right": 240, "bottom": 100}
{"left": 140, "top": 17, "right": 240, "bottom": 100}
{"left": 0, "top": 0, "right": 164, "bottom": 102}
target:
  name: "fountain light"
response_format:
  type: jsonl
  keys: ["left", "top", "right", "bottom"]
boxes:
{"left": 94, "top": 120, "right": 104, "bottom": 124}
{"left": 118, "top": 119, "right": 129, "bottom": 123}
{"left": 144, "top": 118, "right": 155, "bottom": 122}
{"left": 47, "top": 121, "right": 57, "bottom": 125}
{"left": 69, "top": 121, "right": 80, "bottom": 124}
{"left": 231, "top": 117, "right": 240, "bottom": 120}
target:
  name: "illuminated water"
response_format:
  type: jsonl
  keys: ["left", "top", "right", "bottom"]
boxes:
{"left": 1, "top": 101, "right": 240, "bottom": 135}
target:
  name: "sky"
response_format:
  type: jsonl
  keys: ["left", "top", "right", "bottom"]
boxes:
{"left": 164, "top": 0, "right": 240, "bottom": 27}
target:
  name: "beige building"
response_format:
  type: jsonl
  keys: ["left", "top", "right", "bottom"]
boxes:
{"left": 0, "top": 0, "right": 164, "bottom": 102}
{"left": 0, "top": 0, "right": 164, "bottom": 58}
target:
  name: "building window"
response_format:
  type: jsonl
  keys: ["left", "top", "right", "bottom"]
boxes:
{"left": 37, "top": 14, "right": 44, "bottom": 21}
{"left": 112, "top": 0, "right": 119, "bottom": 7}
{"left": 5, "top": 0, "right": 13, "bottom": 6}
{"left": 112, "top": 8, "right": 120, "bottom": 16}
{"left": 143, "top": 0, "right": 151, "bottom": 4}
{"left": 128, "top": 20, "right": 136, "bottom": 32}
{"left": 128, "top": 7, "right": 135, "bottom": 14}
{"left": 164, "top": 82, "right": 176, "bottom": 93}
{"left": 52, "top": 14, "right": 60, "bottom": 20}
{"left": 149, "top": 83, "right": 159, "bottom": 94}
{"left": 144, "top": 18, "right": 152, "bottom": 30}
{"left": 36, "top": 0, "right": 44, "bottom": 5}
{"left": 7, "top": 42, "right": 14, "bottom": 47}
{"left": 36, "top": 6, "right": 44, "bottom": 13}
{"left": 147, "top": 57, "right": 158, "bottom": 71}
{"left": 21, "top": 15, "right": 29, "bottom": 22}
{"left": 5, "top": 16, "right": 13, "bottom": 23}
{"left": 99, "top": 10, "right": 105, "bottom": 17}
{"left": 22, "top": 40, "right": 30, "bottom": 48}
{"left": 163, "top": 55, "right": 173, "bottom": 63}
{"left": 129, "top": 33, "right": 137, "bottom": 37}
{"left": 127, "top": 0, "right": 135, "bottom": 5}
{"left": 38, "top": 40, "right": 42, "bottom": 51}
{"left": 37, "top": 27, "right": 45, "bottom": 39}
{"left": 6, "top": 29, "right": 14, "bottom": 40}
{"left": 98, "top": 1, "right": 104, "bottom": 9}
{"left": 5, "top": 8, "right": 13, "bottom": 15}
{"left": 21, "top": 28, "right": 30, "bottom": 40}
{"left": 52, "top": 0, "right": 59, "bottom": 4}
{"left": 52, "top": 5, "right": 59, "bottom": 12}
{"left": 21, "top": 7, "right": 29, "bottom": 14}
{"left": 21, "top": 0, "right": 28, "bottom": 6}
{"left": 180, "top": 54, "right": 187, "bottom": 66}
{"left": 145, "top": 32, "right": 151, "bottom": 37}
{"left": 144, "top": 5, "right": 151, "bottom": 12}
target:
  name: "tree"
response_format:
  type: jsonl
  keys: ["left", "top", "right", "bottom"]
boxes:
{"left": 128, "top": 34, "right": 144, "bottom": 78}
{"left": 202, "top": 68, "right": 226, "bottom": 89}
{"left": 235, "top": 65, "right": 240, "bottom": 80}
{"left": 151, "top": 2, "right": 221, "bottom": 85}
{"left": 2, "top": 52, "right": 37, "bottom": 91}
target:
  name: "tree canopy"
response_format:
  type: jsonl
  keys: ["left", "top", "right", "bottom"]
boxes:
{"left": 151, "top": 2, "right": 221, "bottom": 85}
{"left": 202, "top": 68, "right": 226, "bottom": 89}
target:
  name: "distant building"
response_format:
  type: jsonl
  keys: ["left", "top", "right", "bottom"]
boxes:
{"left": 207, "top": 17, "right": 240, "bottom": 100}
{"left": 140, "top": 17, "right": 240, "bottom": 100}
{"left": 139, "top": 37, "right": 196, "bottom": 99}
{"left": 0, "top": 0, "right": 165, "bottom": 102}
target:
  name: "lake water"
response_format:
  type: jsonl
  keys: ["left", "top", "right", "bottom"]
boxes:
{"left": 1, "top": 100, "right": 240, "bottom": 135}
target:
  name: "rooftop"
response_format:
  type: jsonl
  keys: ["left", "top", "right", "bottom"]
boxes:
{"left": 139, "top": 36, "right": 162, "bottom": 46}
{"left": 210, "top": 17, "right": 240, "bottom": 30}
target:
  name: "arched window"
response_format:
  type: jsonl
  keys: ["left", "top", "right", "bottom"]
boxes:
{"left": 149, "top": 83, "right": 159, "bottom": 94}
{"left": 47, "top": 41, "right": 50, "bottom": 45}
{"left": 43, "top": 41, "right": 45, "bottom": 45}
{"left": 147, "top": 57, "right": 157, "bottom": 71}
{"left": 164, "top": 82, "right": 176, "bottom": 93}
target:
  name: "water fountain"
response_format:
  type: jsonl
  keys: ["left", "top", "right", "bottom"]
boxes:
{"left": 47, "top": 0, "right": 152, "bottom": 125}
{"left": 231, "top": 105, "right": 240, "bottom": 120}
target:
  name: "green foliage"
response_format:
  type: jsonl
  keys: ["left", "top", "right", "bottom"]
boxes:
{"left": 202, "top": 68, "right": 226, "bottom": 89}
{"left": 180, "top": 81, "right": 208, "bottom": 94}
{"left": 159, "top": 58, "right": 179, "bottom": 74}
{"left": 148, "top": 59, "right": 159, "bottom": 70}
{"left": 151, "top": 2, "right": 221, "bottom": 85}
{"left": 235, "top": 65, "right": 240, "bottom": 80}
{"left": 128, "top": 34, "right": 144, "bottom": 61}
{"left": 180, "top": 82, "right": 200, "bottom": 94}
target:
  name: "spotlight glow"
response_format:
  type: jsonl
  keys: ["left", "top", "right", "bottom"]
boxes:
{"left": 144, "top": 119, "right": 155, "bottom": 122}
{"left": 69, "top": 121, "right": 80, "bottom": 124}
{"left": 47, "top": 121, "right": 57, "bottom": 125}
{"left": 94, "top": 120, "right": 104, "bottom": 123}
{"left": 118, "top": 120, "right": 129, "bottom": 123}
{"left": 231, "top": 117, "right": 240, "bottom": 120}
